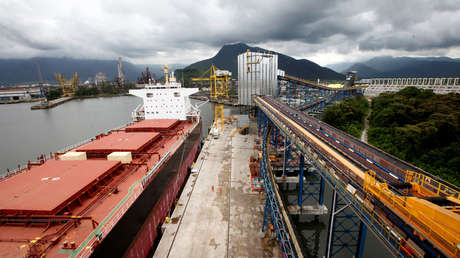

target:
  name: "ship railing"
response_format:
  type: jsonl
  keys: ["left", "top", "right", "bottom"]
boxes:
{"left": 141, "top": 151, "right": 171, "bottom": 188}
{"left": 131, "top": 103, "right": 144, "bottom": 121}
{"left": 140, "top": 116, "right": 199, "bottom": 187}
{"left": 109, "top": 123, "right": 131, "bottom": 132}
{"left": 1, "top": 164, "right": 28, "bottom": 179}
{"left": 57, "top": 137, "right": 96, "bottom": 154}
{"left": 1, "top": 122, "right": 132, "bottom": 180}
{"left": 187, "top": 100, "right": 207, "bottom": 120}
{"left": 1, "top": 152, "right": 58, "bottom": 180}
{"left": 57, "top": 123, "right": 131, "bottom": 153}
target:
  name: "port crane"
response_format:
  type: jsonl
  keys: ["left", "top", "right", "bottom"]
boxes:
{"left": 191, "top": 64, "right": 230, "bottom": 100}
{"left": 35, "top": 60, "right": 48, "bottom": 104}
{"left": 54, "top": 72, "right": 79, "bottom": 96}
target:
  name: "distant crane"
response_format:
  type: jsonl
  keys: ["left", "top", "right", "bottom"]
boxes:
{"left": 192, "top": 64, "right": 231, "bottom": 100}
{"left": 54, "top": 72, "right": 79, "bottom": 96}
{"left": 117, "top": 57, "right": 126, "bottom": 86}
{"left": 35, "top": 60, "right": 47, "bottom": 103}
{"left": 35, "top": 60, "right": 43, "bottom": 83}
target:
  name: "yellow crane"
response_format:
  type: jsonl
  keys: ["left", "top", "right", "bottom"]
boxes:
{"left": 192, "top": 64, "right": 230, "bottom": 100}
{"left": 54, "top": 72, "right": 79, "bottom": 96}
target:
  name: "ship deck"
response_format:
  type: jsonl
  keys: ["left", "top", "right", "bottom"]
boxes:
{"left": 0, "top": 160, "right": 121, "bottom": 215}
{"left": 154, "top": 121, "right": 281, "bottom": 257}
{"left": 125, "top": 119, "right": 179, "bottom": 131}
{"left": 0, "top": 119, "right": 197, "bottom": 257}
{"left": 76, "top": 131, "right": 160, "bottom": 153}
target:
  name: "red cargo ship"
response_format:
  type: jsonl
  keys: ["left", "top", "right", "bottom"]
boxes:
{"left": 0, "top": 70, "right": 203, "bottom": 257}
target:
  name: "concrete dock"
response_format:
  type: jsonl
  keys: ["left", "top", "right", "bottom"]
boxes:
{"left": 154, "top": 121, "right": 280, "bottom": 257}
{"left": 30, "top": 96, "right": 73, "bottom": 110}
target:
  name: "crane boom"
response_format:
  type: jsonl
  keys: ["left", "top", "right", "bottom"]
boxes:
{"left": 191, "top": 64, "right": 230, "bottom": 99}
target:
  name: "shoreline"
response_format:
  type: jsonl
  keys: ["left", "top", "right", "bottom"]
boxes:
{"left": 30, "top": 93, "right": 131, "bottom": 110}
{"left": 0, "top": 99, "right": 41, "bottom": 105}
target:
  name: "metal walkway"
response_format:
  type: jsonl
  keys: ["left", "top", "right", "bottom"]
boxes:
{"left": 256, "top": 96, "right": 460, "bottom": 258}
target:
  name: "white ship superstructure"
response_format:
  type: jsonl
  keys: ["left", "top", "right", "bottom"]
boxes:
{"left": 129, "top": 66, "right": 199, "bottom": 120}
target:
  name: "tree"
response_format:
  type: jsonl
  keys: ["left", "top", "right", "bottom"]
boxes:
{"left": 367, "top": 87, "right": 460, "bottom": 186}
{"left": 322, "top": 95, "right": 369, "bottom": 138}
{"left": 45, "top": 87, "right": 63, "bottom": 100}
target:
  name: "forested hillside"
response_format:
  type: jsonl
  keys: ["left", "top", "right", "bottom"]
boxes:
{"left": 322, "top": 95, "right": 369, "bottom": 138}
{"left": 368, "top": 87, "right": 460, "bottom": 185}
{"left": 323, "top": 88, "right": 460, "bottom": 186}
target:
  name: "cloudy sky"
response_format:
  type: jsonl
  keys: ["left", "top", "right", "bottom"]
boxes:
{"left": 1, "top": 0, "right": 460, "bottom": 66}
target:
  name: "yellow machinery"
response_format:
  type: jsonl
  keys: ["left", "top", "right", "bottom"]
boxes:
{"left": 246, "top": 49, "right": 261, "bottom": 73}
{"left": 54, "top": 72, "right": 79, "bottom": 96}
{"left": 364, "top": 170, "right": 460, "bottom": 257}
{"left": 214, "top": 104, "right": 224, "bottom": 132}
{"left": 192, "top": 64, "right": 230, "bottom": 100}
{"left": 230, "top": 125, "right": 249, "bottom": 137}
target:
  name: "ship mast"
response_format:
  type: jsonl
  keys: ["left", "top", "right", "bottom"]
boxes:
{"left": 163, "top": 65, "right": 169, "bottom": 85}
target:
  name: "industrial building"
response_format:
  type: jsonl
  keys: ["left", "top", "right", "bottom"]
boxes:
{"left": 0, "top": 87, "right": 41, "bottom": 101}
{"left": 237, "top": 50, "right": 284, "bottom": 106}
{"left": 94, "top": 72, "right": 107, "bottom": 86}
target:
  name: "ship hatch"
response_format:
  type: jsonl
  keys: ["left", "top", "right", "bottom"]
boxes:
{"left": 125, "top": 119, "right": 179, "bottom": 132}
{"left": 76, "top": 131, "right": 160, "bottom": 153}
{"left": 0, "top": 160, "right": 121, "bottom": 215}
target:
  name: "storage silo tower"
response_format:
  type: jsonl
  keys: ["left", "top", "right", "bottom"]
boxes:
{"left": 238, "top": 50, "right": 279, "bottom": 106}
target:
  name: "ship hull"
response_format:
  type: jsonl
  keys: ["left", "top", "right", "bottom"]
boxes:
{"left": 90, "top": 120, "right": 202, "bottom": 258}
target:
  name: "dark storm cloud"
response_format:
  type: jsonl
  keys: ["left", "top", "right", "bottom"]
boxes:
{"left": 0, "top": 0, "right": 459, "bottom": 64}
{"left": 0, "top": 24, "right": 58, "bottom": 51}
{"left": 356, "top": 1, "right": 460, "bottom": 53}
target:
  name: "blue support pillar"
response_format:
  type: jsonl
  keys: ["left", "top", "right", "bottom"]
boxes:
{"left": 283, "top": 137, "right": 288, "bottom": 176}
{"left": 262, "top": 198, "right": 269, "bottom": 232}
{"left": 356, "top": 222, "right": 367, "bottom": 258}
{"left": 257, "top": 108, "right": 262, "bottom": 134}
{"left": 325, "top": 190, "right": 367, "bottom": 258}
{"left": 325, "top": 190, "right": 337, "bottom": 258}
{"left": 263, "top": 112, "right": 268, "bottom": 130}
{"left": 319, "top": 177, "right": 325, "bottom": 205}
{"left": 297, "top": 154, "right": 304, "bottom": 207}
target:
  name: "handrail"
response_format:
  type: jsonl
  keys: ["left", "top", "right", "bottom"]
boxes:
{"left": 1, "top": 122, "right": 132, "bottom": 180}
{"left": 260, "top": 126, "right": 301, "bottom": 258}
{"left": 405, "top": 170, "right": 460, "bottom": 200}
{"left": 366, "top": 171, "right": 459, "bottom": 257}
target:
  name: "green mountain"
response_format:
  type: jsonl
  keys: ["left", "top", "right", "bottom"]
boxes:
{"left": 185, "top": 43, "right": 344, "bottom": 80}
